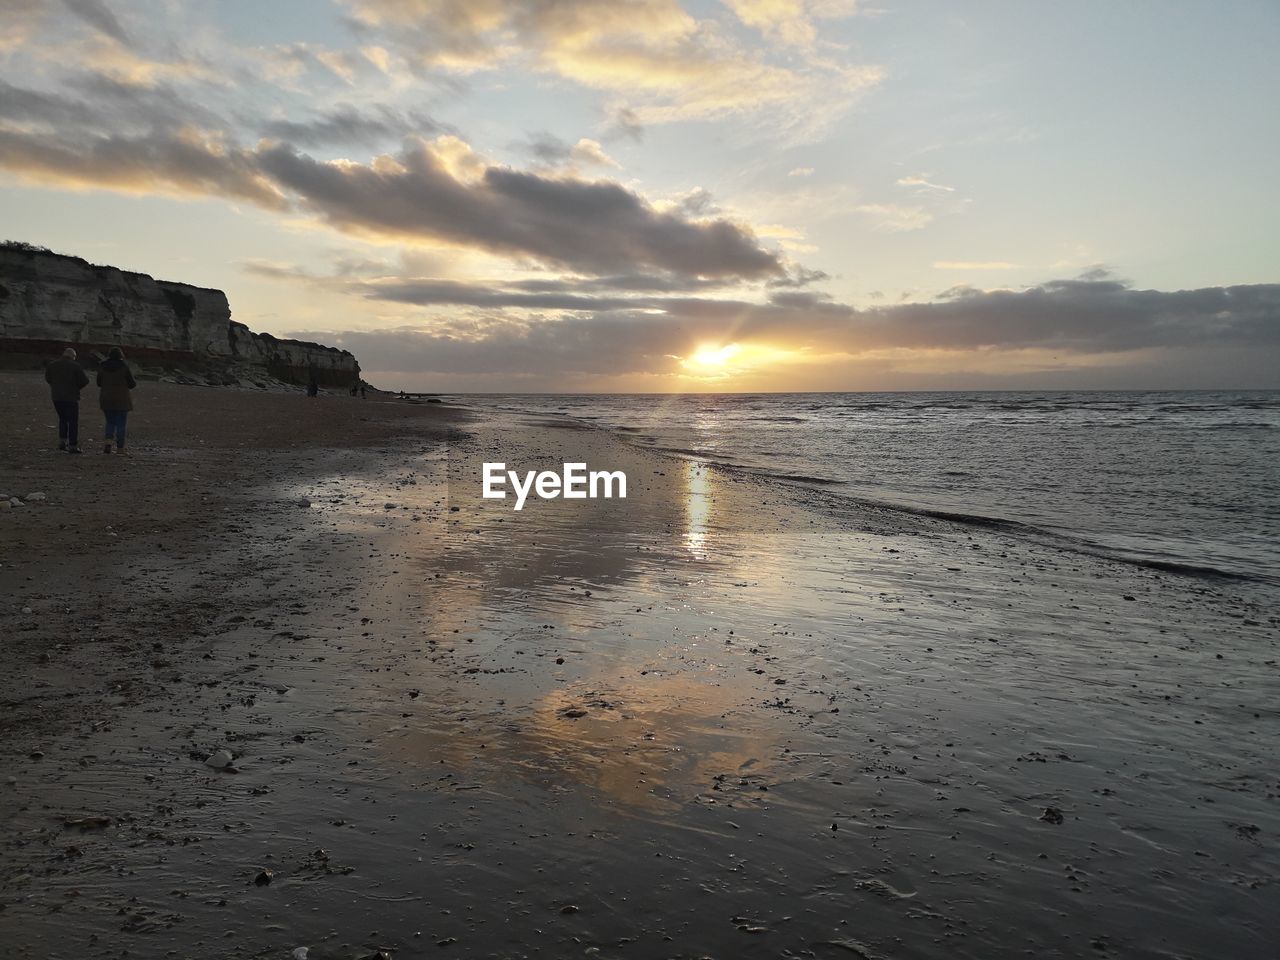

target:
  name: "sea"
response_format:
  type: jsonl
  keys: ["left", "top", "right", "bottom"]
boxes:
{"left": 458, "top": 391, "right": 1280, "bottom": 585}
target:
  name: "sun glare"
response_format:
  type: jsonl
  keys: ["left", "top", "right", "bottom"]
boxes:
{"left": 688, "top": 343, "right": 741, "bottom": 368}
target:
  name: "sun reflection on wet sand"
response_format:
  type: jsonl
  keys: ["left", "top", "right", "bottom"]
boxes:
{"left": 683, "top": 459, "right": 712, "bottom": 557}
{"left": 382, "top": 670, "right": 783, "bottom": 818}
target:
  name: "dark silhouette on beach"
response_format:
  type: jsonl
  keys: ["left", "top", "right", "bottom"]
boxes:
{"left": 97, "top": 346, "right": 137, "bottom": 455}
{"left": 44, "top": 347, "right": 89, "bottom": 453}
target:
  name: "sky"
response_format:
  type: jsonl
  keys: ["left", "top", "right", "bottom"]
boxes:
{"left": 1, "top": 0, "right": 1278, "bottom": 392}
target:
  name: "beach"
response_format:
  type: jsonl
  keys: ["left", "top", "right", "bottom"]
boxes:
{"left": 2, "top": 371, "right": 1278, "bottom": 960}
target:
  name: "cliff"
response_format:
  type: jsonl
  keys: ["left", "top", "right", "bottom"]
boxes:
{"left": 0, "top": 244, "right": 359, "bottom": 388}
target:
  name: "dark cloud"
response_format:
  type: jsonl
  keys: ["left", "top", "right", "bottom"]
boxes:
{"left": 508, "top": 273, "right": 727, "bottom": 294}
{"left": 767, "top": 265, "right": 830, "bottom": 288}
{"left": 61, "top": 0, "right": 130, "bottom": 45}
{"left": 867, "top": 279, "right": 1280, "bottom": 353}
{"left": 523, "top": 132, "right": 575, "bottom": 165}
{"left": 361, "top": 279, "right": 645, "bottom": 312}
{"left": 255, "top": 138, "right": 782, "bottom": 277}
{"left": 354, "top": 275, "right": 728, "bottom": 308}
{"left": 515, "top": 133, "right": 617, "bottom": 169}
{"left": 766, "top": 290, "right": 833, "bottom": 308}
{"left": 0, "top": 127, "right": 287, "bottom": 208}
{"left": 0, "top": 75, "right": 221, "bottom": 133}
{"left": 606, "top": 107, "right": 645, "bottom": 143}
{"left": 62, "top": 73, "right": 227, "bottom": 129}
{"left": 286, "top": 276, "right": 1280, "bottom": 385}
{"left": 247, "top": 264, "right": 736, "bottom": 307}
{"left": 0, "top": 79, "right": 98, "bottom": 128}
{"left": 0, "top": 76, "right": 781, "bottom": 280}
{"left": 259, "top": 104, "right": 443, "bottom": 148}
{"left": 670, "top": 188, "right": 719, "bottom": 218}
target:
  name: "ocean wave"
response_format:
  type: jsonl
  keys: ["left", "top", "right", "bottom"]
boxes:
{"left": 761, "top": 472, "right": 845, "bottom": 485}
{"left": 681, "top": 460, "right": 1275, "bottom": 585}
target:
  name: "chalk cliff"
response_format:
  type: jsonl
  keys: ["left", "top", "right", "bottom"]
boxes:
{"left": 0, "top": 244, "right": 359, "bottom": 388}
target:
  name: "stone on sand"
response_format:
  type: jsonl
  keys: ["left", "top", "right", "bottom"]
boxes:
{"left": 205, "top": 749, "right": 234, "bottom": 770}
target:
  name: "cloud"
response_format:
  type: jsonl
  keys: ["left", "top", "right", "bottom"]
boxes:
{"left": 0, "top": 1, "right": 45, "bottom": 53}
{"left": 0, "top": 126, "right": 289, "bottom": 208}
{"left": 284, "top": 275, "right": 1280, "bottom": 385}
{"left": 787, "top": 166, "right": 814, "bottom": 177}
{"left": 0, "top": 78, "right": 99, "bottom": 128}
{"left": 339, "top": 0, "right": 881, "bottom": 135}
{"left": 605, "top": 106, "right": 645, "bottom": 142}
{"left": 60, "top": 0, "right": 130, "bottom": 46}
{"left": 0, "top": 77, "right": 781, "bottom": 279}
{"left": 897, "top": 173, "right": 954, "bottom": 193}
{"left": 523, "top": 133, "right": 619, "bottom": 169}
{"left": 766, "top": 265, "right": 830, "bottom": 287}
{"left": 255, "top": 136, "right": 782, "bottom": 276}
{"left": 71, "top": 35, "right": 220, "bottom": 87}
{"left": 569, "top": 137, "right": 619, "bottom": 168}
{"left": 723, "top": 0, "right": 860, "bottom": 50}
{"left": 259, "top": 104, "right": 443, "bottom": 147}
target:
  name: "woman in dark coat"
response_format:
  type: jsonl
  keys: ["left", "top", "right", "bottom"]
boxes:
{"left": 97, "top": 346, "right": 137, "bottom": 455}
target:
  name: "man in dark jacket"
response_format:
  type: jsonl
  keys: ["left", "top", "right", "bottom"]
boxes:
{"left": 45, "top": 347, "right": 90, "bottom": 453}
{"left": 97, "top": 346, "right": 137, "bottom": 455}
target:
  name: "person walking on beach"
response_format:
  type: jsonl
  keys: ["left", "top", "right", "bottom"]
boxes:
{"left": 307, "top": 375, "right": 319, "bottom": 398}
{"left": 97, "top": 347, "right": 137, "bottom": 455}
{"left": 45, "top": 347, "right": 89, "bottom": 453}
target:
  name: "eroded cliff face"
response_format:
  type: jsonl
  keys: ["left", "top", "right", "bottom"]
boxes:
{"left": 0, "top": 245, "right": 359, "bottom": 388}
{"left": 227, "top": 322, "right": 360, "bottom": 387}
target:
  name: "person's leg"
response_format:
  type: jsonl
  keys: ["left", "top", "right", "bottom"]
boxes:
{"left": 53, "top": 400, "right": 70, "bottom": 449}
{"left": 66, "top": 401, "right": 80, "bottom": 450}
{"left": 114, "top": 411, "right": 128, "bottom": 451}
{"left": 103, "top": 411, "right": 115, "bottom": 453}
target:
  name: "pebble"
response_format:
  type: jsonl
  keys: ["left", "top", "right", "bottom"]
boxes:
{"left": 26, "top": 492, "right": 46, "bottom": 501}
{"left": 205, "top": 749, "right": 234, "bottom": 770}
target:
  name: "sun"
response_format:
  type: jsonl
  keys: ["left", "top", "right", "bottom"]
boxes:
{"left": 687, "top": 343, "right": 741, "bottom": 368}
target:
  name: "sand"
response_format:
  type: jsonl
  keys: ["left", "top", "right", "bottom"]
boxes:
{"left": 1, "top": 370, "right": 1278, "bottom": 960}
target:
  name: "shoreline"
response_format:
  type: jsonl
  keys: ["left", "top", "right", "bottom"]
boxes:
{"left": 2, "top": 371, "right": 1278, "bottom": 959}
{"left": 453, "top": 395, "right": 1280, "bottom": 590}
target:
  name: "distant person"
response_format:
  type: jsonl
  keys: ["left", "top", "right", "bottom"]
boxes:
{"left": 97, "top": 346, "right": 137, "bottom": 455}
{"left": 360, "top": 382, "right": 366, "bottom": 399}
{"left": 307, "top": 376, "right": 319, "bottom": 398}
{"left": 45, "top": 347, "right": 89, "bottom": 453}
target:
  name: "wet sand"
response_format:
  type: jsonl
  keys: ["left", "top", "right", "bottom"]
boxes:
{"left": 2, "top": 370, "right": 1278, "bottom": 959}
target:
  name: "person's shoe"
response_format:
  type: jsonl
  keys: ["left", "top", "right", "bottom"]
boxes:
{"left": 58, "top": 441, "right": 66, "bottom": 451}
{"left": 68, "top": 445, "right": 82, "bottom": 454}
{"left": 115, "top": 447, "right": 130, "bottom": 457}
{"left": 103, "top": 443, "right": 113, "bottom": 454}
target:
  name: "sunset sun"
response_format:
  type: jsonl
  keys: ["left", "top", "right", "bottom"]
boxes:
{"left": 688, "top": 343, "right": 741, "bottom": 368}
